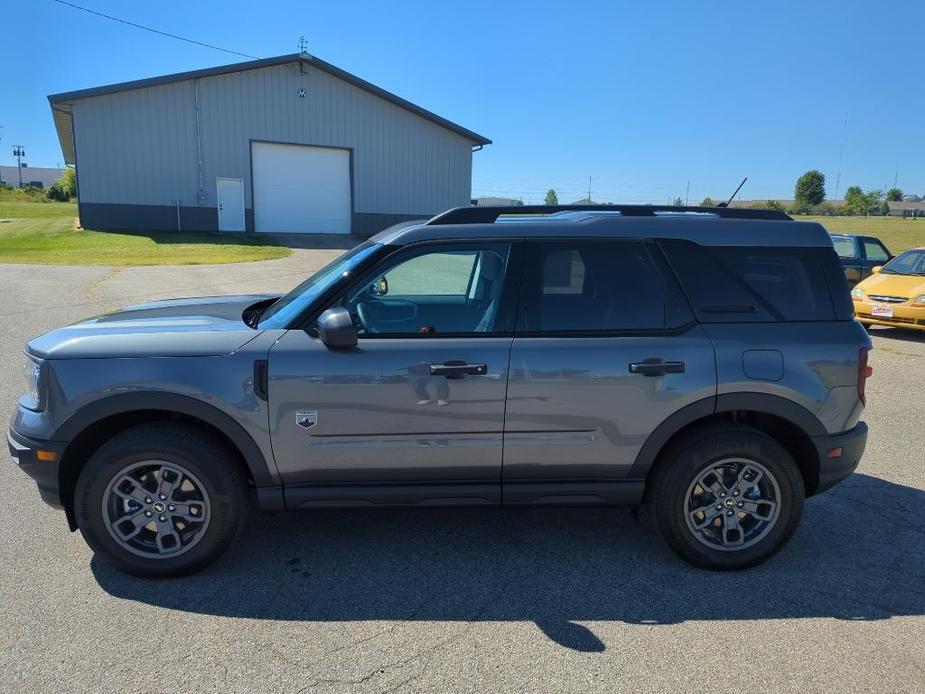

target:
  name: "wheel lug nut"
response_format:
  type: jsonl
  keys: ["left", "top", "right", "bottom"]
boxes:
{"left": 733, "top": 491, "right": 739, "bottom": 497}
{"left": 159, "top": 494, "right": 167, "bottom": 500}
{"left": 737, "top": 501, "right": 744, "bottom": 507}
{"left": 159, "top": 515, "right": 167, "bottom": 522}
{"left": 726, "top": 510, "right": 734, "bottom": 516}
{"left": 720, "top": 493, "right": 726, "bottom": 498}
{"left": 144, "top": 511, "right": 152, "bottom": 517}
{"left": 168, "top": 505, "right": 175, "bottom": 512}
{"left": 715, "top": 504, "right": 722, "bottom": 510}
{"left": 144, "top": 497, "right": 152, "bottom": 504}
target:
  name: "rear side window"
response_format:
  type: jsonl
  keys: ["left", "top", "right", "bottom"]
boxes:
{"left": 519, "top": 240, "right": 691, "bottom": 333}
{"left": 660, "top": 240, "right": 837, "bottom": 322}
{"left": 831, "top": 236, "right": 857, "bottom": 258}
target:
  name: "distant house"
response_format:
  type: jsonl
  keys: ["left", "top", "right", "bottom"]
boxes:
{"left": 472, "top": 196, "right": 521, "bottom": 207}
{"left": 726, "top": 199, "right": 847, "bottom": 209}
{"left": 887, "top": 201, "right": 925, "bottom": 218}
{"left": 0, "top": 165, "right": 65, "bottom": 188}
{"left": 569, "top": 198, "right": 602, "bottom": 205}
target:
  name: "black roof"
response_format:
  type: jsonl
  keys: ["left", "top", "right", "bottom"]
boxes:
{"left": 372, "top": 205, "right": 833, "bottom": 249}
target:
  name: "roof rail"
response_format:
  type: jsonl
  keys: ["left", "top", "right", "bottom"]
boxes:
{"left": 426, "top": 204, "right": 791, "bottom": 225}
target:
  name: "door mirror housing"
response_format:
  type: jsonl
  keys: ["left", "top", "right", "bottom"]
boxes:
{"left": 871, "top": 265, "right": 882, "bottom": 274}
{"left": 316, "top": 307, "right": 357, "bottom": 349}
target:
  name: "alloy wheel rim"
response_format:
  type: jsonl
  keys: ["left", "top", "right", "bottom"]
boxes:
{"left": 102, "top": 460, "right": 211, "bottom": 559}
{"left": 683, "top": 457, "right": 781, "bottom": 552}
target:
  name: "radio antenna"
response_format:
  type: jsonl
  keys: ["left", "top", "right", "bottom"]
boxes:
{"left": 716, "top": 177, "right": 747, "bottom": 208}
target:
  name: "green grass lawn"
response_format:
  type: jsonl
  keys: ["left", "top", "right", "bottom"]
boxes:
{"left": 798, "top": 215, "right": 925, "bottom": 254}
{"left": 0, "top": 200, "right": 291, "bottom": 266}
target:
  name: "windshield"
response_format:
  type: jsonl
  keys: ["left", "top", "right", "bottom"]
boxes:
{"left": 258, "top": 241, "right": 381, "bottom": 328}
{"left": 881, "top": 249, "right": 925, "bottom": 276}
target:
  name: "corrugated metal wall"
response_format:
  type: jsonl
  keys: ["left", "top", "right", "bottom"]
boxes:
{"left": 71, "top": 62, "right": 475, "bottom": 218}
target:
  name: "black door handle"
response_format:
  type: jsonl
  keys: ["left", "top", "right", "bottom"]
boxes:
{"left": 629, "top": 358, "right": 685, "bottom": 377}
{"left": 429, "top": 361, "right": 488, "bottom": 378}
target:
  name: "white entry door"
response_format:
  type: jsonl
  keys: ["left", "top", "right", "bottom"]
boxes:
{"left": 252, "top": 142, "right": 351, "bottom": 234}
{"left": 216, "top": 178, "right": 245, "bottom": 232}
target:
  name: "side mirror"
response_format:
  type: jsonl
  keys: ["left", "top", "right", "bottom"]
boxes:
{"left": 316, "top": 307, "right": 357, "bottom": 349}
{"left": 871, "top": 266, "right": 882, "bottom": 274}
{"left": 372, "top": 276, "right": 389, "bottom": 296}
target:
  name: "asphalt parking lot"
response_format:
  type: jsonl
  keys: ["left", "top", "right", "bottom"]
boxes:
{"left": 1, "top": 253, "right": 923, "bottom": 694}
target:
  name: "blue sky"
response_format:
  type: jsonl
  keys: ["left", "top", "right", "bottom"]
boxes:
{"left": 3, "top": 0, "right": 922, "bottom": 203}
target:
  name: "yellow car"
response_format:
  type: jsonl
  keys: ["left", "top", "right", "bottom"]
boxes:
{"left": 851, "top": 246, "right": 925, "bottom": 331}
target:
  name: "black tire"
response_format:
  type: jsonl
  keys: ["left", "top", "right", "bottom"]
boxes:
{"left": 647, "top": 423, "right": 805, "bottom": 571}
{"left": 74, "top": 423, "right": 247, "bottom": 578}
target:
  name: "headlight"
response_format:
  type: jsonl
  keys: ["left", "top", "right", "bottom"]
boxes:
{"left": 850, "top": 287, "right": 866, "bottom": 300}
{"left": 913, "top": 295, "right": 925, "bottom": 306}
{"left": 21, "top": 354, "right": 43, "bottom": 411}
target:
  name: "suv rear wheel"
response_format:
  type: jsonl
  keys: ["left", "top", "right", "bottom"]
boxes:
{"left": 649, "top": 424, "right": 805, "bottom": 570}
{"left": 74, "top": 424, "right": 247, "bottom": 577}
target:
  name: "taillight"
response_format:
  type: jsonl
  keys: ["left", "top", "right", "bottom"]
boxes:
{"left": 858, "top": 347, "right": 872, "bottom": 406}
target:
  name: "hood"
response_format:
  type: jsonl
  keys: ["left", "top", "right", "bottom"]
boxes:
{"left": 27, "top": 295, "right": 276, "bottom": 359}
{"left": 857, "top": 272, "right": 925, "bottom": 299}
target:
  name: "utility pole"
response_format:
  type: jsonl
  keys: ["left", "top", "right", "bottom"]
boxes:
{"left": 12, "top": 145, "right": 25, "bottom": 187}
{"left": 587, "top": 176, "right": 591, "bottom": 202}
{"left": 685, "top": 180, "right": 690, "bottom": 206}
{"left": 833, "top": 112, "right": 848, "bottom": 201}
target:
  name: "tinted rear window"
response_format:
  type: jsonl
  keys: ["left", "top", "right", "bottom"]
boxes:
{"left": 660, "top": 240, "right": 838, "bottom": 322}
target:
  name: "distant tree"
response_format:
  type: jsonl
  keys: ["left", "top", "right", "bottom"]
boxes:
{"left": 795, "top": 170, "right": 826, "bottom": 206}
{"left": 700, "top": 197, "right": 714, "bottom": 207}
{"left": 512, "top": 199, "right": 524, "bottom": 206}
{"left": 751, "top": 200, "right": 785, "bottom": 211}
{"left": 844, "top": 185, "right": 864, "bottom": 214}
{"left": 672, "top": 196, "right": 684, "bottom": 207}
{"left": 544, "top": 189, "right": 558, "bottom": 206}
{"left": 845, "top": 186, "right": 882, "bottom": 215}
{"left": 886, "top": 187, "right": 903, "bottom": 202}
{"left": 880, "top": 201, "right": 891, "bottom": 216}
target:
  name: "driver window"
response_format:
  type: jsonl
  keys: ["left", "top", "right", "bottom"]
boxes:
{"left": 343, "top": 244, "right": 511, "bottom": 336}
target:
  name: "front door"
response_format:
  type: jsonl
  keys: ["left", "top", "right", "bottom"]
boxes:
{"left": 216, "top": 177, "right": 245, "bottom": 232}
{"left": 268, "top": 241, "right": 522, "bottom": 506}
{"left": 503, "top": 239, "right": 716, "bottom": 504}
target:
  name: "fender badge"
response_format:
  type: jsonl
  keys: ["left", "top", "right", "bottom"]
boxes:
{"left": 296, "top": 409, "right": 318, "bottom": 429}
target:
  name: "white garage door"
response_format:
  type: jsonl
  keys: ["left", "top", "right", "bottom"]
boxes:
{"left": 252, "top": 142, "right": 351, "bottom": 234}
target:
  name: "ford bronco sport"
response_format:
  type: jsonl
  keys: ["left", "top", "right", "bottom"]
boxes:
{"left": 9, "top": 205, "right": 871, "bottom": 576}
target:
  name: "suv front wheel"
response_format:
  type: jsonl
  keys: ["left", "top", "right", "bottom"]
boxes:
{"left": 649, "top": 424, "right": 805, "bottom": 570}
{"left": 74, "top": 424, "right": 247, "bottom": 577}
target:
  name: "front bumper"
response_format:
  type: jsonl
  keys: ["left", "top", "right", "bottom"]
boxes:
{"left": 854, "top": 300, "right": 925, "bottom": 331}
{"left": 812, "top": 421, "right": 868, "bottom": 494}
{"left": 8, "top": 428, "right": 66, "bottom": 508}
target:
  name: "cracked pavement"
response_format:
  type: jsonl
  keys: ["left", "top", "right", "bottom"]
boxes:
{"left": 1, "top": 254, "right": 923, "bottom": 693}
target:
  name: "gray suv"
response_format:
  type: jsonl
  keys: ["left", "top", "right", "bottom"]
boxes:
{"left": 9, "top": 205, "right": 871, "bottom": 577}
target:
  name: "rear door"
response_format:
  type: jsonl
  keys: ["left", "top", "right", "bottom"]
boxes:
{"left": 268, "top": 240, "right": 523, "bottom": 505}
{"left": 502, "top": 239, "right": 716, "bottom": 504}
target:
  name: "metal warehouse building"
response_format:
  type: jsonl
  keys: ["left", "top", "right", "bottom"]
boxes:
{"left": 48, "top": 54, "right": 490, "bottom": 235}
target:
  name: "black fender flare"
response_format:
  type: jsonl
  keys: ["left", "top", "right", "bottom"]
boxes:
{"left": 628, "top": 393, "right": 826, "bottom": 479}
{"left": 56, "top": 391, "right": 278, "bottom": 487}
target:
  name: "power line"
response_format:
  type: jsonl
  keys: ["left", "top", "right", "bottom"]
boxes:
{"left": 51, "top": 0, "right": 257, "bottom": 60}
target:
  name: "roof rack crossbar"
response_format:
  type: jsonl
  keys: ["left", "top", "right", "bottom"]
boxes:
{"left": 426, "top": 204, "right": 791, "bottom": 225}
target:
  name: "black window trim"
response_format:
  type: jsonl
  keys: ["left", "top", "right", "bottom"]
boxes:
{"left": 514, "top": 237, "right": 696, "bottom": 338}
{"left": 305, "top": 238, "right": 527, "bottom": 339}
